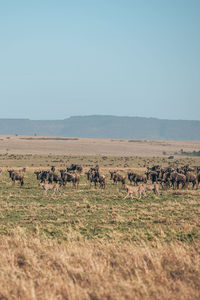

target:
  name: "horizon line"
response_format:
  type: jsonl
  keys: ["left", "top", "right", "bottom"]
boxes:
{"left": 0, "top": 115, "right": 200, "bottom": 122}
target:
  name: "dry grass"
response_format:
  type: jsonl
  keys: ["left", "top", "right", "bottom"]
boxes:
{"left": 0, "top": 153, "right": 200, "bottom": 299}
{"left": 0, "top": 228, "right": 199, "bottom": 300}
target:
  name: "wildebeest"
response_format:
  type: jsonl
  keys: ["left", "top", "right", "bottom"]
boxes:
{"left": 146, "top": 171, "right": 158, "bottom": 184}
{"left": 127, "top": 172, "right": 137, "bottom": 184}
{"left": 92, "top": 171, "right": 106, "bottom": 189}
{"left": 110, "top": 171, "right": 126, "bottom": 187}
{"left": 128, "top": 172, "right": 147, "bottom": 185}
{"left": 86, "top": 168, "right": 105, "bottom": 188}
{"left": 169, "top": 172, "right": 186, "bottom": 189}
{"left": 48, "top": 172, "right": 62, "bottom": 184}
{"left": 67, "top": 164, "right": 83, "bottom": 173}
{"left": 34, "top": 171, "right": 41, "bottom": 180}
{"left": 134, "top": 174, "right": 147, "bottom": 185}
{"left": 60, "top": 170, "right": 80, "bottom": 188}
{"left": 185, "top": 172, "right": 198, "bottom": 189}
{"left": 51, "top": 166, "right": 55, "bottom": 172}
{"left": 161, "top": 171, "right": 171, "bottom": 189}
{"left": 8, "top": 170, "right": 24, "bottom": 186}
{"left": 34, "top": 170, "right": 49, "bottom": 183}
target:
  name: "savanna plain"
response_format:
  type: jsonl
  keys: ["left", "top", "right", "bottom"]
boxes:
{"left": 0, "top": 136, "right": 200, "bottom": 300}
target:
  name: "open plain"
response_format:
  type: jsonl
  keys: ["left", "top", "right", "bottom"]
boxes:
{"left": 0, "top": 136, "right": 200, "bottom": 299}
{"left": 1, "top": 134, "right": 200, "bottom": 156}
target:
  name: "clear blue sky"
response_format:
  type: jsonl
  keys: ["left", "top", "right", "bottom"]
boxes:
{"left": 0, "top": 0, "right": 200, "bottom": 120}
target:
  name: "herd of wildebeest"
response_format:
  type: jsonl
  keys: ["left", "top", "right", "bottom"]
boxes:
{"left": 4, "top": 163, "right": 200, "bottom": 198}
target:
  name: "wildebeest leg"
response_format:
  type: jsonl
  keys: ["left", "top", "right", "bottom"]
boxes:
{"left": 173, "top": 182, "right": 176, "bottom": 190}
{"left": 192, "top": 181, "right": 197, "bottom": 189}
{"left": 94, "top": 181, "right": 97, "bottom": 189}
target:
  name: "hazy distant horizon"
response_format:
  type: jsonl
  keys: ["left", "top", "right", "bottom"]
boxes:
{"left": 1, "top": 114, "right": 200, "bottom": 122}
{"left": 1, "top": 1, "right": 200, "bottom": 120}
{"left": 0, "top": 115, "right": 200, "bottom": 140}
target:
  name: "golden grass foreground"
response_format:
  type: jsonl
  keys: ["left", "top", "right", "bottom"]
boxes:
{"left": 0, "top": 153, "right": 200, "bottom": 299}
{"left": 0, "top": 228, "right": 199, "bottom": 300}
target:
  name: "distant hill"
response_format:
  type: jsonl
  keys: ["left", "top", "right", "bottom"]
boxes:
{"left": 0, "top": 116, "right": 200, "bottom": 140}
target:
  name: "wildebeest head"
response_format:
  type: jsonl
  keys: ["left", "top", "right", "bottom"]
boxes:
{"left": 8, "top": 170, "right": 14, "bottom": 178}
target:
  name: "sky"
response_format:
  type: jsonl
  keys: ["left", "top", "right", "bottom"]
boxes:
{"left": 0, "top": 0, "right": 200, "bottom": 120}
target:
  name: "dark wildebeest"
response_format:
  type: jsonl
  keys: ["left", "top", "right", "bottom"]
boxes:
{"left": 197, "top": 173, "right": 200, "bottom": 187}
{"left": 60, "top": 170, "right": 80, "bottom": 188}
{"left": 129, "top": 171, "right": 147, "bottom": 185}
{"left": 86, "top": 168, "right": 106, "bottom": 188}
{"left": 169, "top": 172, "right": 186, "bottom": 189}
{"left": 91, "top": 171, "right": 106, "bottom": 188}
{"left": 110, "top": 171, "right": 126, "bottom": 187}
{"left": 34, "top": 171, "right": 42, "bottom": 180}
{"left": 48, "top": 172, "right": 62, "bottom": 184}
{"left": 51, "top": 166, "right": 55, "bottom": 172}
{"left": 8, "top": 170, "right": 24, "bottom": 186}
{"left": 127, "top": 172, "right": 137, "bottom": 185}
{"left": 148, "top": 171, "right": 158, "bottom": 184}
{"left": 185, "top": 172, "right": 198, "bottom": 189}
{"left": 98, "top": 174, "right": 106, "bottom": 189}
{"left": 85, "top": 169, "right": 96, "bottom": 187}
{"left": 133, "top": 174, "right": 147, "bottom": 185}
{"left": 161, "top": 171, "right": 171, "bottom": 189}
{"left": 67, "top": 164, "right": 83, "bottom": 173}
{"left": 34, "top": 170, "right": 49, "bottom": 183}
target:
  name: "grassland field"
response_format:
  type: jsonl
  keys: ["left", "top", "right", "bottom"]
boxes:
{"left": 0, "top": 151, "right": 200, "bottom": 299}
